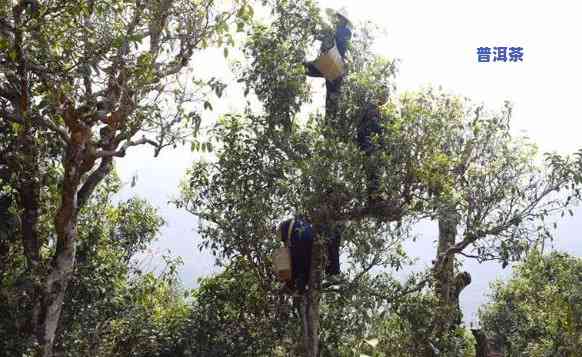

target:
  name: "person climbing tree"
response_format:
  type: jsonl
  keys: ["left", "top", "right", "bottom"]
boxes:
{"left": 304, "top": 7, "right": 352, "bottom": 78}
{"left": 324, "top": 223, "right": 342, "bottom": 277}
{"left": 279, "top": 217, "right": 342, "bottom": 293}
{"left": 304, "top": 8, "right": 352, "bottom": 126}
{"left": 279, "top": 217, "right": 314, "bottom": 293}
{"left": 357, "top": 97, "right": 388, "bottom": 205}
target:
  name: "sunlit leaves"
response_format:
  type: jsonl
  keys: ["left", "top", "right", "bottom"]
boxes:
{"left": 480, "top": 252, "right": 582, "bottom": 355}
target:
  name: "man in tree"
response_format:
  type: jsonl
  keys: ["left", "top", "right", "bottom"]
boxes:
{"left": 304, "top": 7, "right": 352, "bottom": 78}
{"left": 279, "top": 217, "right": 313, "bottom": 293}
{"left": 184, "top": 1, "right": 582, "bottom": 355}
{"left": 357, "top": 95, "right": 389, "bottom": 205}
{"left": 304, "top": 7, "right": 352, "bottom": 125}
{"left": 279, "top": 217, "right": 341, "bottom": 293}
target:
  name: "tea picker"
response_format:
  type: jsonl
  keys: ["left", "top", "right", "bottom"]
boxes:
{"left": 357, "top": 94, "right": 389, "bottom": 206}
{"left": 273, "top": 217, "right": 341, "bottom": 294}
{"left": 273, "top": 217, "right": 314, "bottom": 294}
{"left": 304, "top": 7, "right": 353, "bottom": 128}
{"left": 304, "top": 7, "right": 352, "bottom": 81}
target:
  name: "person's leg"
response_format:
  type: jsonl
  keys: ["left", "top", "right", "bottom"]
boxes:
{"left": 365, "top": 150, "right": 380, "bottom": 201}
{"left": 325, "top": 76, "right": 343, "bottom": 94}
{"left": 290, "top": 241, "right": 303, "bottom": 293}
{"left": 325, "top": 77, "right": 344, "bottom": 127}
{"left": 322, "top": 224, "right": 333, "bottom": 275}
{"left": 284, "top": 279, "right": 296, "bottom": 293}
{"left": 325, "top": 225, "right": 341, "bottom": 275}
{"left": 303, "top": 236, "right": 313, "bottom": 291}
{"left": 291, "top": 237, "right": 312, "bottom": 293}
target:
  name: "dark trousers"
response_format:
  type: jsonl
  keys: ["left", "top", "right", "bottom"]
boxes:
{"left": 288, "top": 231, "right": 341, "bottom": 292}
{"left": 326, "top": 234, "right": 341, "bottom": 276}
{"left": 324, "top": 224, "right": 342, "bottom": 276}
{"left": 364, "top": 150, "right": 380, "bottom": 198}
{"left": 290, "top": 238, "right": 313, "bottom": 293}
{"left": 304, "top": 62, "right": 344, "bottom": 129}
{"left": 325, "top": 76, "right": 343, "bottom": 127}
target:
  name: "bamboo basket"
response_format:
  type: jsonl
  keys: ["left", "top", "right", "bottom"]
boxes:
{"left": 273, "top": 247, "right": 292, "bottom": 282}
{"left": 313, "top": 44, "right": 345, "bottom": 81}
{"left": 273, "top": 219, "right": 295, "bottom": 282}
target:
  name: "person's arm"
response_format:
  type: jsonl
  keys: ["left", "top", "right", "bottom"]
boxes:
{"left": 335, "top": 25, "right": 352, "bottom": 58}
{"left": 317, "top": 21, "right": 334, "bottom": 39}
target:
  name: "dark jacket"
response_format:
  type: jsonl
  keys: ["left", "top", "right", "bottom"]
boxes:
{"left": 279, "top": 218, "right": 342, "bottom": 291}
{"left": 280, "top": 218, "right": 313, "bottom": 244}
{"left": 357, "top": 104, "right": 384, "bottom": 153}
{"left": 280, "top": 218, "right": 313, "bottom": 292}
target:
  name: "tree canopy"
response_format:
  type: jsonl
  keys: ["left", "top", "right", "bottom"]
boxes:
{"left": 1, "top": 0, "right": 581, "bottom": 356}
{"left": 479, "top": 251, "right": 582, "bottom": 356}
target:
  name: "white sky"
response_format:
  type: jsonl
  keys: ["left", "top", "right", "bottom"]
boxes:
{"left": 117, "top": 0, "right": 582, "bottom": 324}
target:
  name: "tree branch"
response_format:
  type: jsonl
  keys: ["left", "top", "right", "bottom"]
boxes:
{"left": 94, "top": 137, "right": 157, "bottom": 158}
{"left": 33, "top": 116, "right": 70, "bottom": 143}
{"left": 76, "top": 156, "right": 112, "bottom": 212}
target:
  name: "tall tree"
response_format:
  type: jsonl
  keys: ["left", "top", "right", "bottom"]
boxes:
{"left": 182, "top": 2, "right": 429, "bottom": 355}
{"left": 0, "top": 170, "right": 180, "bottom": 356}
{"left": 182, "top": 1, "right": 582, "bottom": 355}
{"left": 0, "top": 0, "right": 251, "bottom": 355}
{"left": 391, "top": 91, "right": 582, "bottom": 352}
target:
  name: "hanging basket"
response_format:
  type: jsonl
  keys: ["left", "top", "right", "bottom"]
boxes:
{"left": 273, "top": 247, "right": 292, "bottom": 282}
{"left": 272, "top": 218, "right": 295, "bottom": 282}
{"left": 313, "top": 44, "right": 345, "bottom": 81}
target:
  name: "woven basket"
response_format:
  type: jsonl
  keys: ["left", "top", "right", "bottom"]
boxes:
{"left": 313, "top": 44, "right": 345, "bottom": 81}
{"left": 273, "top": 247, "right": 292, "bottom": 282}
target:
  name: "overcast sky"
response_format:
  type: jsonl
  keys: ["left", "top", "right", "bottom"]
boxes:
{"left": 116, "top": 0, "right": 582, "bottom": 324}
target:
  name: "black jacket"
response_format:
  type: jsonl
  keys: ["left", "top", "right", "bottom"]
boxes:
{"left": 357, "top": 104, "right": 383, "bottom": 153}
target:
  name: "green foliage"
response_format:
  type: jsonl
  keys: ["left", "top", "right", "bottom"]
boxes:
{"left": 318, "top": 273, "right": 427, "bottom": 356}
{"left": 3, "top": 1, "right": 581, "bottom": 356}
{"left": 332, "top": 290, "right": 474, "bottom": 357}
{"left": 98, "top": 259, "right": 191, "bottom": 357}
{"left": 479, "top": 251, "right": 582, "bottom": 356}
{"left": 57, "top": 178, "right": 188, "bottom": 357}
{"left": 372, "top": 293, "right": 437, "bottom": 356}
{"left": 179, "top": 1, "right": 582, "bottom": 355}
{"left": 331, "top": 24, "right": 397, "bottom": 139}
{"left": 1, "top": 0, "right": 254, "bottom": 354}
{"left": 240, "top": 0, "right": 321, "bottom": 128}
{"left": 182, "top": 257, "right": 298, "bottom": 356}
{"left": 0, "top": 170, "right": 187, "bottom": 357}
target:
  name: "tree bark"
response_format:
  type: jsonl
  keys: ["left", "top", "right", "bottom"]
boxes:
{"left": 34, "top": 123, "right": 94, "bottom": 357}
{"left": 432, "top": 202, "right": 471, "bottom": 347}
{"left": 471, "top": 329, "right": 490, "bottom": 357}
{"left": 17, "top": 126, "right": 41, "bottom": 268}
{"left": 14, "top": 119, "right": 42, "bottom": 272}
{"left": 433, "top": 203, "right": 458, "bottom": 336}
{"left": 300, "top": 238, "right": 324, "bottom": 357}
{"left": 12, "top": 0, "right": 41, "bottom": 269}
